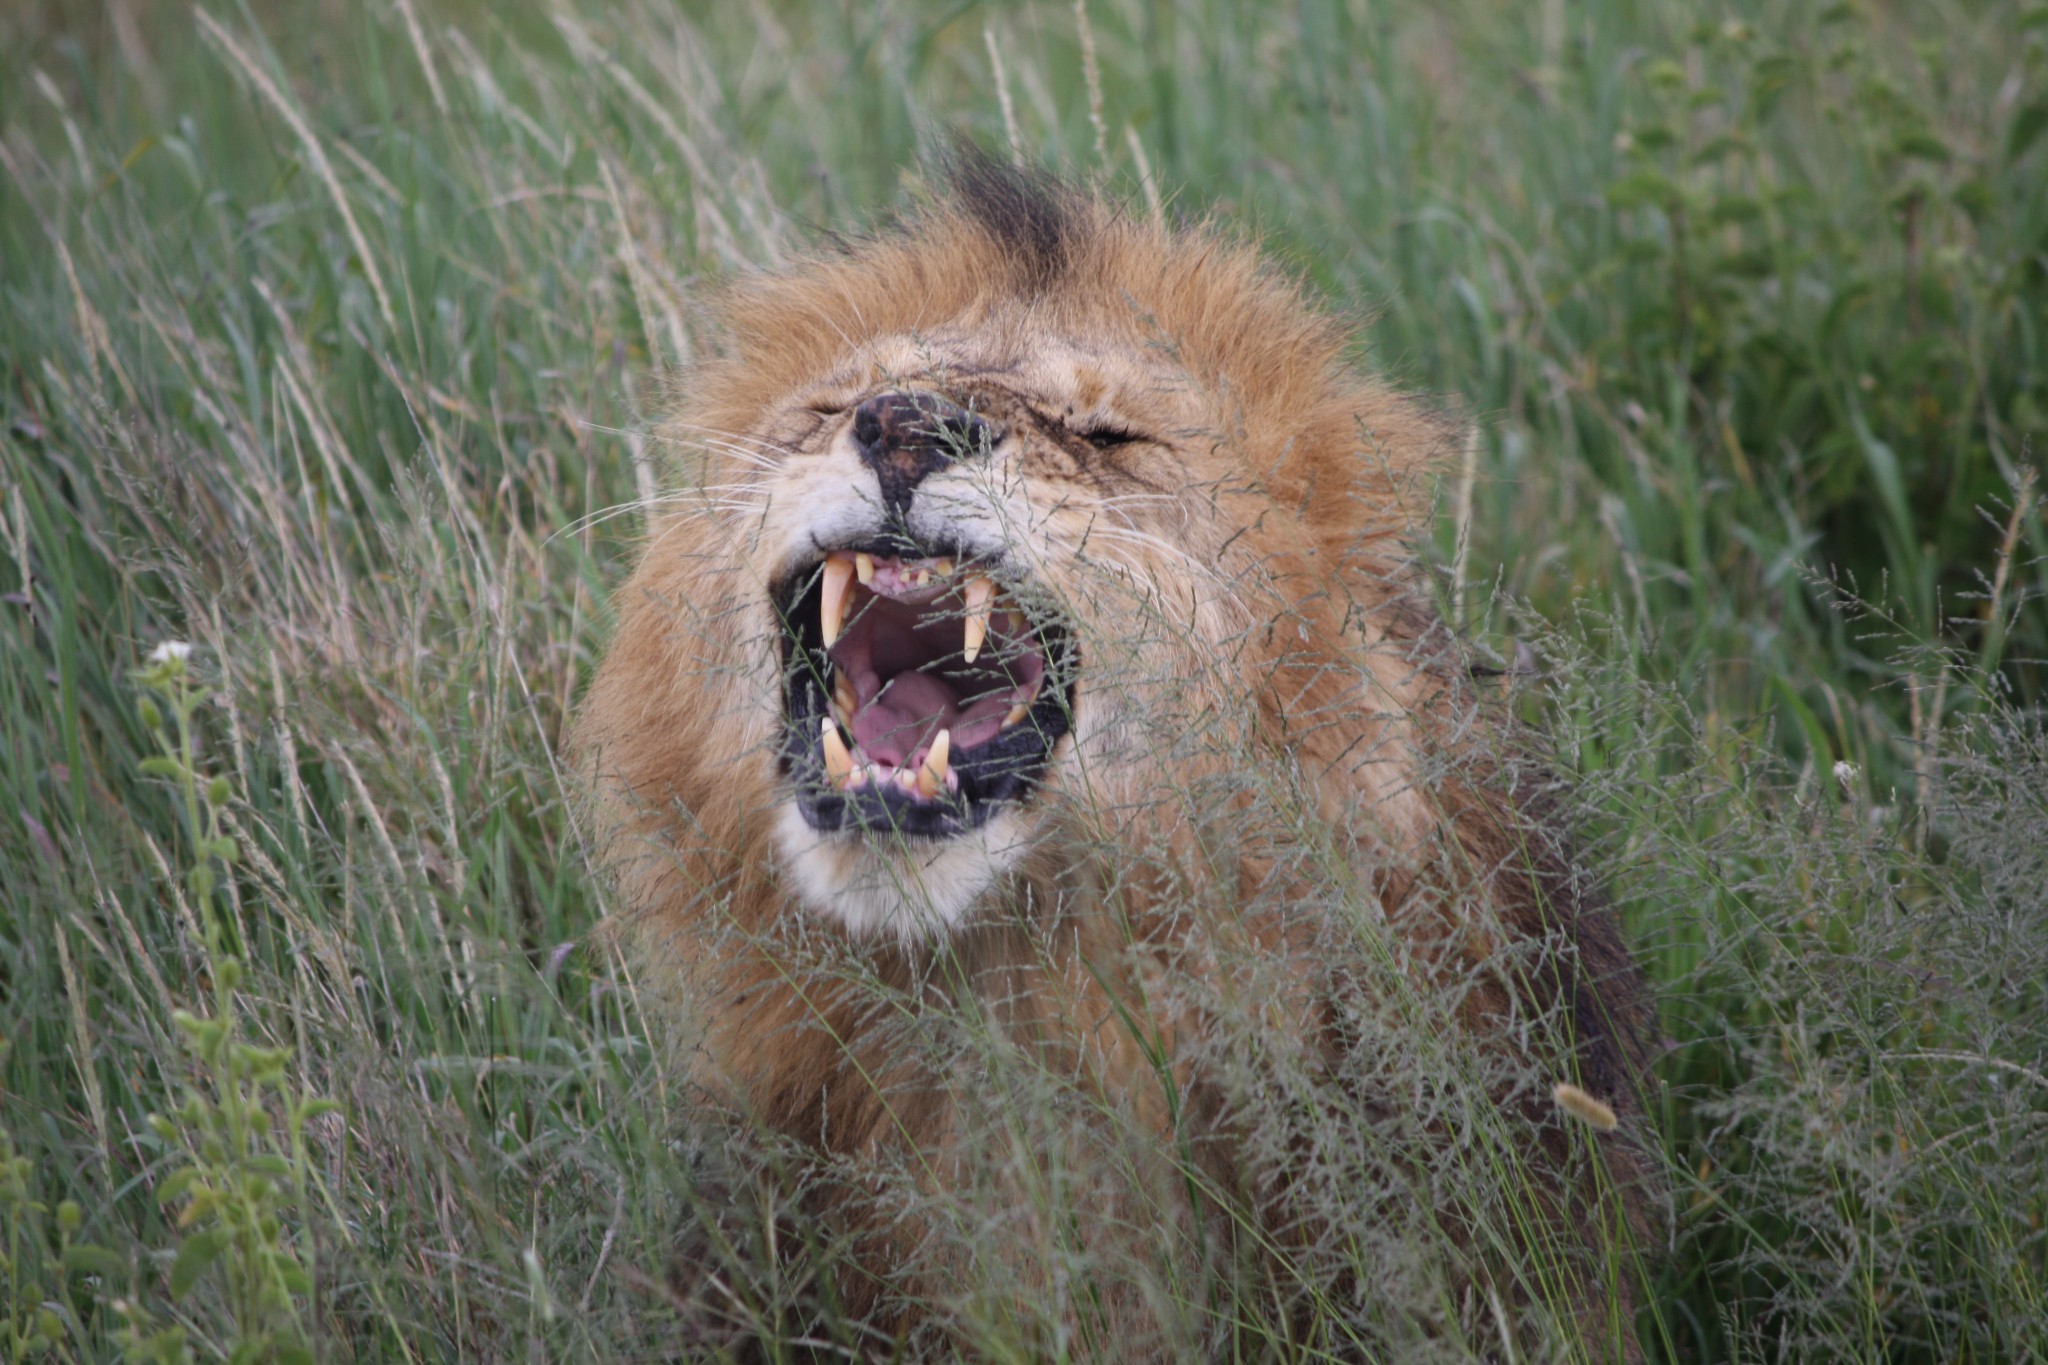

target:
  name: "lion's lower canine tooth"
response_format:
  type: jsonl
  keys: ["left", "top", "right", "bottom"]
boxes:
{"left": 918, "top": 729, "right": 950, "bottom": 799}
{"left": 1002, "top": 701, "right": 1030, "bottom": 729}
{"left": 820, "top": 555, "right": 854, "bottom": 646}
{"left": 962, "top": 576, "right": 993, "bottom": 664}
{"left": 854, "top": 552, "right": 875, "bottom": 585}
{"left": 821, "top": 717, "right": 853, "bottom": 784}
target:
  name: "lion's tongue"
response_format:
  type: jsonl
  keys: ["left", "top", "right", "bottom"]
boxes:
{"left": 851, "top": 672, "right": 956, "bottom": 767}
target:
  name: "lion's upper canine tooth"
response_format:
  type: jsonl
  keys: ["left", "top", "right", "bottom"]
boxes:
{"left": 820, "top": 555, "right": 855, "bottom": 647}
{"left": 821, "top": 716, "right": 853, "bottom": 784}
{"left": 1002, "top": 681, "right": 1040, "bottom": 730}
{"left": 961, "top": 575, "right": 994, "bottom": 664}
{"left": 918, "top": 729, "right": 951, "bottom": 799}
{"left": 854, "top": 552, "right": 876, "bottom": 585}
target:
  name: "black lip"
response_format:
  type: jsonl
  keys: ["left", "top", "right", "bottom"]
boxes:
{"left": 773, "top": 540, "right": 1076, "bottom": 839}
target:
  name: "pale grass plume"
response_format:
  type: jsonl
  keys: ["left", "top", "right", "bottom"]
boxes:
{"left": 1552, "top": 1081, "right": 1618, "bottom": 1132}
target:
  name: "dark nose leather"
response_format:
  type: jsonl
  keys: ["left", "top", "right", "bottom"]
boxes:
{"left": 850, "top": 391, "right": 994, "bottom": 518}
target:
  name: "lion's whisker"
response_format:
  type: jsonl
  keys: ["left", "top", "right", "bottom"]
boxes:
{"left": 666, "top": 420, "right": 796, "bottom": 455}
{"left": 546, "top": 489, "right": 744, "bottom": 543}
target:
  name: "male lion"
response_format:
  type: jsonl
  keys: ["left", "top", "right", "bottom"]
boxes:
{"left": 573, "top": 154, "right": 1654, "bottom": 1359}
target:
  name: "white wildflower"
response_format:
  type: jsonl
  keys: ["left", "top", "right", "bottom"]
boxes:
{"left": 147, "top": 641, "right": 193, "bottom": 665}
{"left": 1833, "top": 760, "right": 1858, "bottom": 792}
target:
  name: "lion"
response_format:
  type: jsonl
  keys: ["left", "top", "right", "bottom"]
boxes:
{"left": 572, "top": 152, "right": 1656, "bottom": 1360}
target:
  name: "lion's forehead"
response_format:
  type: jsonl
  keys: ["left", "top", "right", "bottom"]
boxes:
{"left": 794, "top": 328, "right": 1192, "bottom": 425}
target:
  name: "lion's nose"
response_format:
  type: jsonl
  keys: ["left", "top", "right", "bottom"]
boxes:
{"left": 850, "top": 391, "right": 995, "bottom": 518}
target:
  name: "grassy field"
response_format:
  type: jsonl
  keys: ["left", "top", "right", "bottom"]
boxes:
{"left": 1, "top": 0, "right": 2044, "bottom": 1359}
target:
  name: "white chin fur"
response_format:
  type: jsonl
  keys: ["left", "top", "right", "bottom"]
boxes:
{"left": 773, "top": 803, "right": 1029, "bottom": 940}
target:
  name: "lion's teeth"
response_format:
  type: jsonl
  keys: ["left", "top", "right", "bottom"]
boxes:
{"left": 820, "top": 717, "right": 853, "bottom": 784}
{"left": 1002, "top": 681, "right": 1040, "bottom": 729}
{"left": 820, "top": 555, "right": 855, "bottom": 647}
{"left": 935, "top": 557, "right": 954, "bottom": 578}
{"left": 918, "top": 729, "right": 950, "bottom": 799}
{"left": 833, "top": 670, "right": 857, "bottom": 719}
{"left": 961, "top": 576, "right": 993, "bottom": 664}
{"left": 854, "top": 552, "right": 875, "bottom": 585}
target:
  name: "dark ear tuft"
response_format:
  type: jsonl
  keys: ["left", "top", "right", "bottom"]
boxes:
{"left": 941, "top": 138, "right": 1078, "bottom": 294}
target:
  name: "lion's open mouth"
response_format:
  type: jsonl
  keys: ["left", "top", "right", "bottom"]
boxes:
{"left": 776, "top": 547, "right": 1075, "bottom": 838}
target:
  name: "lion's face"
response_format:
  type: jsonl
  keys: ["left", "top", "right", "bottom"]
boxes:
{"left": 741, "top": 320, "right": 1243, "bottom": 937}
{"left": 582, "top": 163, "right": 1452, "bottom": 943}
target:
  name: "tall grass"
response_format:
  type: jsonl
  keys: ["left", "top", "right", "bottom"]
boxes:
{"left": 0, "top": 0, "right": 2041, "bottom": 1359}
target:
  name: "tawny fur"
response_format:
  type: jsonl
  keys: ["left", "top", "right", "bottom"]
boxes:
{"left": 573, "top": 157, "right": 1654, "bottom": 1359}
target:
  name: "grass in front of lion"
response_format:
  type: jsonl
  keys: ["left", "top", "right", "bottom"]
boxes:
{"left": 0, "top": 0, "right": 2043, "bottom": 1360}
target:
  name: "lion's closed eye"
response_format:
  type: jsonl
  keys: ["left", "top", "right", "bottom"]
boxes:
{"left": 1076, "top": 422, "right": 1147, "bottom": 450}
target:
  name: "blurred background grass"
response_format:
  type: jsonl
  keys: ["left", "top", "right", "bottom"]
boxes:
{"left": 0, "top": 0, "right": 2042, "bottom": 1360}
